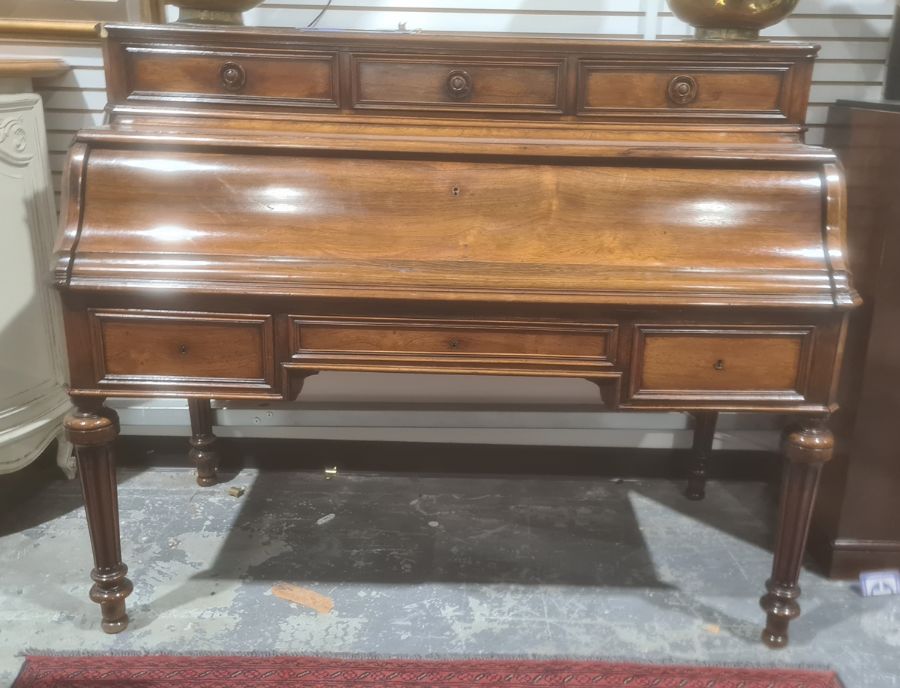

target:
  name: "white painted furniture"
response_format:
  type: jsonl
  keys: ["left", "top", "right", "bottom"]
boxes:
{"left": 0, "top": 59, "right": 73, "bottom": 476}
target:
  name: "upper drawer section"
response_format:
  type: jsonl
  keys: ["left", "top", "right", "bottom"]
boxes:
{"left": 350, "top": 54, "right": 566, "bottom": 114}
{"left": 102, "top": 26, "right": 817, "bottom": 126}
{"left": 578, "top": 61, "right": 792, "bottom": 121}
{"left": 120, "top": 46, "right": 339, "bottom": 109}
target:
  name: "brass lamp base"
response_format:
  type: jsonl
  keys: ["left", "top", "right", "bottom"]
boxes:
{"left": 695, "top": 27, "right": 761, "bottom": 40}
{"left": 176, "top": 8, "right": 245, "bottom": 24}
{"left": 668, "top": 0, "right": 799, "bottom": 43}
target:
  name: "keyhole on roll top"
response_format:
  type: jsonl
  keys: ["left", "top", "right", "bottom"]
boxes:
{"left": 714, "top": 359, "right": 725, "bottom": 371}
{"left": 451, "top": 185, "right": 461, "bottom": 197}
{"left": 179, "top": 344, "right": 189, "bottom": 356}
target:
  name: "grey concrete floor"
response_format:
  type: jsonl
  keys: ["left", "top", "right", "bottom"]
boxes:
{"left": 1, "top": 466, "right": 898, "bottom": 687}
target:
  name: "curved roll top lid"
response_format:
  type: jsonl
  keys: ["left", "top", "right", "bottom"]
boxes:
{"left": 57, "top": 145, "right": 853, "bottom": 308}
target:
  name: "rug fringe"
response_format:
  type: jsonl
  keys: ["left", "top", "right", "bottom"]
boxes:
{"left": 18, "top": 649, "right": 839, "bottom": 674}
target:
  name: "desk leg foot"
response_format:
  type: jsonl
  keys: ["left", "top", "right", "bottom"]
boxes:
{"left": 686, "top": 412, "right": 717, "bottom": 500}
{"left": 188, "top": 399, "right": 219, "bottom": 487}
{"left": 66, "top": 401, "right": 133, "bottom": 634}
{"left": 759, "top": 418, "right": 833, "bottom": 649}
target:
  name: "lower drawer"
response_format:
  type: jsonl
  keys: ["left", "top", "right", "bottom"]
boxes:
{"left": 289, "top": 316, "right": 617, "bottom": 376}
{"left": 89, "top": 310, "right": 275, "bottom": 392}
{"left": 629, "top": 325, "right": 814, "bottom": 402}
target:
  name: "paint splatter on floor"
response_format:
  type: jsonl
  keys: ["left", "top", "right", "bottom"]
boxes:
{"left": 271, "top": 583, "right": 334, "bottom": 614}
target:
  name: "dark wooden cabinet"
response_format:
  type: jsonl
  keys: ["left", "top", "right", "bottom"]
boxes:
{"left": 55, "top": 24, "right": 857, "bottom": 647}
{"left": 810, "top": 101, "right": 900, "bottom": 578}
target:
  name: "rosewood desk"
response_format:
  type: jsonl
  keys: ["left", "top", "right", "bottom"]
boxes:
{"left": 54, "top": 24, "right": 858, "bottom": 648}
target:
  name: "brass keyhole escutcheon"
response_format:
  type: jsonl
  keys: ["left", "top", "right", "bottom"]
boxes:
{"left": 451, "top": 185, "right": 461, "bottom": 197}
{"left": 179, "top": 344, "right": 189, "bottom": 356}
{"left": 713, "top": 359, "right": 725, "bottom": 371}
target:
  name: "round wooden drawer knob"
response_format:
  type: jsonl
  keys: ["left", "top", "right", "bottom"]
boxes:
{"left": 220, "top": 62, "right": 247, "bottom": 92}
{"left": 447, "top": 70, "right": 473, "bottom": 100}
{"left": 667, "top": 75, "right": 698, "bottom": 105}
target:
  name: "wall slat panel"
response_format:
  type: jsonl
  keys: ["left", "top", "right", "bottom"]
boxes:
{"left": 249, "top": 8, "right": 644, "bottom": 33}
{"left": 259, "top": 0, "right": 644, "bottom": 9}
{"left": 2, "top": 3, "right": 892, "bottom": 183}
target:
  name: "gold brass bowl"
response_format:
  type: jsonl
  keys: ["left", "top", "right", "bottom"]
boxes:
{"left": 668, "top": 0, "right": 801, "bottom": 40}
{"left": 167, "top": 0, "right": 265, "bottom": 25}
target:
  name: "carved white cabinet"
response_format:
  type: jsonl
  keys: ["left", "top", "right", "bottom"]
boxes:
{"left": 0, "top": 60, "right": 73, "bottom": 475}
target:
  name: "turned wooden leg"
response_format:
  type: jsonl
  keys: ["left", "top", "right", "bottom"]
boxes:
{"left": 760, "top": 418, "right": 834, "bottom": 649}
{"left": 188, "top": 398, "right": 219, "bottom": 487}
{"left": 686, "top": 411, "right": 718, "bottom": 500}
{"left": 65, "top": 400, "right": 133, "bottom": 634}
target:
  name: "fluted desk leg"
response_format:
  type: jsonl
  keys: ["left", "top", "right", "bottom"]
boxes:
{"left": 188, "top": 398, "right": 219, "bottom": 487}
{"left": 760, "top": 418, "right": 834, "bottom": 648}
{"left": 66, "top": 400, "right": 133, "bottom": 634}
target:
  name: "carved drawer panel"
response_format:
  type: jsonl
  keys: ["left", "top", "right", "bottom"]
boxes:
{"left": 89, "top": 310, "right": 275, "bottom": 392}
{"left": 289, "top": 316, "right": 617, "bottom": 376}
{"left": 122, "top": 47, "right": 338, "bottom": 108}
{"left": 629, "top": 326, "right": 815, "bottom": 402}
{"left": 351, "top": 55, "right": 565, "bottom": 113}
{"left": 579, "top": 62, "right": 791, "bottom": 121}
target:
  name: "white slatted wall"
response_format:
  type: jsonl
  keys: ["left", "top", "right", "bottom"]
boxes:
{"left": 0, "top": 1, "right": 894, "bottom": 442}
{"left": 0, "top": 0, "right": 894, "bottom": 204}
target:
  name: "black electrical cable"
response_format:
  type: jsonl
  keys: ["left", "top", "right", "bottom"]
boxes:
{"left": 307, "top": 0, "right": 334, "bottom": 28}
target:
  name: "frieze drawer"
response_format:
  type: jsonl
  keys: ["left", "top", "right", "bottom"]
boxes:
{"left": 289, "top": 316, "right": 617, "bottom": 376}
{"left": 88, "top": 310, "right": 276, "bottom": 392}
{"left": 351, "top": 55, "right": 566, "bottom": 113}
{"left": 579, "top": 62, "right": 793, "bottom": 121}
{"left": 121, "top": 47, "right": 339, "bottom": 108}
{"left": 629, "top": 326, "right": 815, "bottom": 402}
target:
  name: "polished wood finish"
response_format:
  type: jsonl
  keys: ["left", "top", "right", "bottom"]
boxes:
{"left": 100, "top": 25, "right": 818, "bottom": 126}
{"left": 126, "top": 48, "right": 339, "bottom": 109}
{"left": 810, "top": 102, "right": 900, "bottom": 577}
{"left": 580, "top": 63, "right": 787, "bottom": 118}
{"left": 352, "top": 55, "right": 565, "bottom": 113}
{"left": 54, "top": 24, "right": 857, "bottom": 645}
{"left": 761, "top": 418, "right": 834, "bottom": 648}
{"left": 63, "top": 151, "right": 841, "bottom": 307}
{"left": 632, "top": 327, "right": 812, "bottom": 400}
{"left": 188, "top": 398, "right": 219, "bottom": 487}
{"left": 290, "top": 316, "right": 616, "bottom": 377}
{"left": 88, "top": 310, "right": 275, "bottom": 393}
{"left": 65, "top": 401, "right": 133, "bottom": 634}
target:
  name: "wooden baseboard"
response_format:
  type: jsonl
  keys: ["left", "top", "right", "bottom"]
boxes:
{"left": 809, "top": 534, "right": 900, "bottom": 579}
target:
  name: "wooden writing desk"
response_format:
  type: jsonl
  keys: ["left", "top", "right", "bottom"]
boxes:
{"left": 54, "top": 24, "right": 857, "bottom": 648}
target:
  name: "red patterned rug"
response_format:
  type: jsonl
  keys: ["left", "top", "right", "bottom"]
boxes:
{"left": 14, "top": 655, "right": 843, "bottom": 687}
